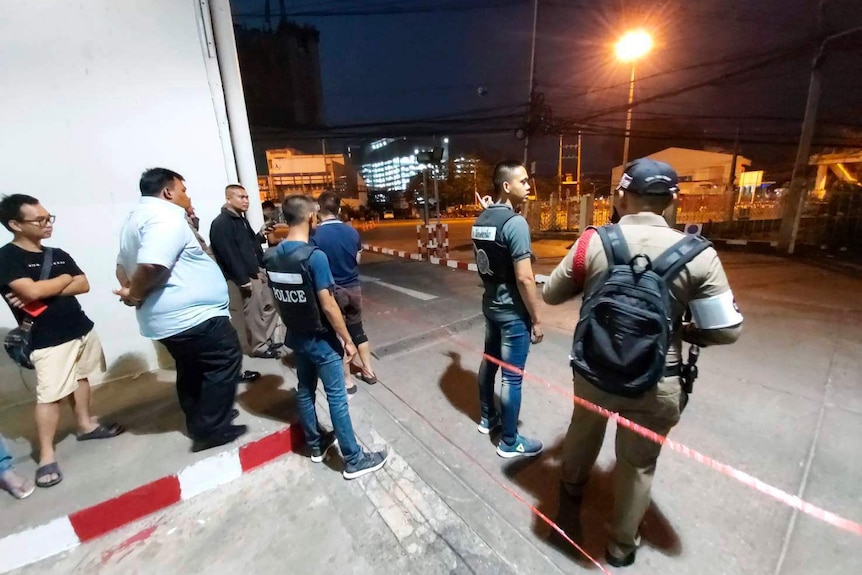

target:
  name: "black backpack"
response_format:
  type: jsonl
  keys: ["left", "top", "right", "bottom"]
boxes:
{"left": 571, "top": 224, "right": 712, "bottom": 397}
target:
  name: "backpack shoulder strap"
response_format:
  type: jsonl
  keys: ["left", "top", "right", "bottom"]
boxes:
{"left": 595, "top": 224, "right": 631, "bottom": 266}
{"left": 652, "top": 234, "right": 713, "bottom": 281}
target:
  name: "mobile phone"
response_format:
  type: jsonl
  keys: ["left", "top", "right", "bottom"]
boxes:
{"left": 23, "top": 300, "right": 48, "bottom": 317}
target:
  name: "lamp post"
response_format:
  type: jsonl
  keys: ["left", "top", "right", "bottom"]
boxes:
{"left": 615, "top": 30, "right": 653, "bottom": 168}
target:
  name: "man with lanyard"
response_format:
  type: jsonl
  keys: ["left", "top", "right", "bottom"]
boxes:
{"left": 542, "top": 158, "right": 743, "bottom": 567}
{"left": 311, "top": 190, "right": 377, "bottom": 395}
{"left": 471, "top": 160, "right": 544, "bottom": 458}
{"left": 264, "top": 195, "right": 388, "bottom": 479}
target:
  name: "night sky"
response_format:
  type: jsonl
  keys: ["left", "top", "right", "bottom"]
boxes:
{"left": 231, "top": 0, "right": 862, "bottom": 179}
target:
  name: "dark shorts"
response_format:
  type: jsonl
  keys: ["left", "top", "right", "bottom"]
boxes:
{"left": 333, "top": 285, "right": 363, "bottom": 325}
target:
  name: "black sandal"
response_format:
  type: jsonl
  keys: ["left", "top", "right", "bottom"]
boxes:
{"left": 35, "top": 462, "right": 63, "bottom": 488}
{"left": 77, "top": 422, "right": 125, "bottom": 441}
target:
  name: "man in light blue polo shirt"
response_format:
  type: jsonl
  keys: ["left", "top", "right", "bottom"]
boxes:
{"left": 115, "top": 168, "right": 246, "bottom": 453}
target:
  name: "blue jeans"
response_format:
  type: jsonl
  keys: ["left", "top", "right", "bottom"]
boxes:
{"left": 477, "top": 316, "right": 531, "bottom": 445}
{"left": 291, "top": 333, "right": 362, "bottom": 466}
{"left": 0, "top": 437, "right": 12, "bottom": 474}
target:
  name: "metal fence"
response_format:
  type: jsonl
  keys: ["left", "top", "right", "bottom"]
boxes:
{"left": 531, "top": 190, "right": 861, "bottom": 258}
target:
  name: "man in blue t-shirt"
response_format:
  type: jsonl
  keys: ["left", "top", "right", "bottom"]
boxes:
{"left": 311, "top": 191, "right": 377, "bottom": 392}
{"left": 264, "top": 195, "right": 388, "bottom": 480}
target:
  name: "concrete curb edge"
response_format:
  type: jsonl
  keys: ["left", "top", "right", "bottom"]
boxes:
{"left": 0, "top": 425, "right": 304, "bottom": 574}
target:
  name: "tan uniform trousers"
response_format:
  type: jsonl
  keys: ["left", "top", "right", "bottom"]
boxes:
{"left": 562, "top": 373, "right": 684, "bottom": 557}
{"left": 228, "top": 269, "right": 280, "bottom": 356}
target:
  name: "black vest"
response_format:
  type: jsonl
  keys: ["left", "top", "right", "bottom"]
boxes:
{"left": 471, "top": 205, "right": 519, "bottom": 286}
{"left": 263, "top": 244, "right": 328, "bottom": 335}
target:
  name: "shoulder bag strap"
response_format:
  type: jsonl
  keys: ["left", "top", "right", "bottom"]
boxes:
{"left": 39, "top": 247, "right": 54, "bottom": 281}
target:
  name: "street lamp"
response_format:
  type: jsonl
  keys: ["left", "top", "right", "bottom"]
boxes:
{"left": 615, "top": 30, "right": 653, "bottom": 168}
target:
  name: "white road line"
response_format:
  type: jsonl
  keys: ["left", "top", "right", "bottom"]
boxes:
{"left": 359, "top": 275, "right": 438, "bottom": 301}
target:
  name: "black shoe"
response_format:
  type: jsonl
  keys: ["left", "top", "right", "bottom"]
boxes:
{"left": 240, "top": 370, "right": 261, "bottom": 382}
{"left": 605, "top": 549, "right": 636, "bottom": 568}
{"left": 252, "top": 349, "right": 279, "bottom": 359}
{"left": 310, "top": 431, "right": 338, "bottom": 463}
{"left": 343, "top": 449, "right": 389, "bottom": 480}
{"left": 191, "top": 424, "right": 248, "bottom": 453}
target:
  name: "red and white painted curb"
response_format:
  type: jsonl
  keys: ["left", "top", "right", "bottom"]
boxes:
{"left": 362, "top": 243, "right": 477, "bottom": 272}
{"left": 0, "top": 425, "right": 304, "bottom": 573}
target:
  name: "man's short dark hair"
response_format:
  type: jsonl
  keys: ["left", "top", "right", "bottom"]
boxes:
{"left": 140, "top": 168, "right": 184, "bottom": 197}
{"left": 261, "top": 200, "right": 276, "bottom": 211}
{"left": 0, "top": 194, "right": 40, "bottom": 232}
{"left": 281, "top": 194, "right": 315, "bottom": 226}
{"left": 627, "top": 192, "right": 674, "bottom": 214}
{"left": 317, "top": 190, "right": 341, "bottom": 216}
{"left": 493, "top": 160, "right": 525, "bottom": 194}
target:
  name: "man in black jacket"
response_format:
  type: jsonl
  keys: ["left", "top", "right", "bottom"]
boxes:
{"left": 210, "top": 184, "right": 279, "bottom": 358}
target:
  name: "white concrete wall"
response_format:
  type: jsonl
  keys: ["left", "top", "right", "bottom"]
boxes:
{"left": 0, "top": 1, "right": 238, "bottom": 406}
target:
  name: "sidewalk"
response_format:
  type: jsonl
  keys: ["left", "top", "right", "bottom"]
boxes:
{"left": 0, "top": 354, "right": 293, "bottom": 542}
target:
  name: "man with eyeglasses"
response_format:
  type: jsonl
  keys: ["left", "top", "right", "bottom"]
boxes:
{"left": 0, "top": 194, "right": 124, "bottom": 489}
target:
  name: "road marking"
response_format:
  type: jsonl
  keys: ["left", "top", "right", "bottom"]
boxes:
{"left": 359, "top": 275, "right": 438, "bottom": 301}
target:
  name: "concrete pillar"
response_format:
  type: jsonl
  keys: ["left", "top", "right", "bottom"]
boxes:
{"left": 210, "top": 0, "right": 263, "bottom": 228}
{"left": 579, "top": 195, "right": 594, "bottom": 232}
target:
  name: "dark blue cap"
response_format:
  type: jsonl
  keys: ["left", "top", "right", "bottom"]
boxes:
{"left": 616, "top": 158, "right": 679, "bottom": 195}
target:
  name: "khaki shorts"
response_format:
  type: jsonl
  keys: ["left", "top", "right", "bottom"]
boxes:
{"left": 31, "top": 330, "right": 106, "bottom": 404}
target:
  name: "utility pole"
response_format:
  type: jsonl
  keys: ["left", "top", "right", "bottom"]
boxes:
{"left": 522, "top": 0, "right": 538, "bottom": 167}
{"left": 576, "top": 130, "right": 583, "bottom": 197}
{"left": 621, "top": 64, "right": 636, "bottom": 168}
{"left": 422, "top": 169, "right": 429, "bottom": 225}
{"left": 434, "top": 166, "right": 441, "bottom": 225}
{"left": 727, "top": 126, "right": 740, "bottom": 221}
{"left": 557, "top": 134, "right": 563, "bottom": 199}
{"left": 473, "top": 162, "right": 478, "bottom": 206}
{"left": 777, "top": 15, "right": 862, "bottom": 253}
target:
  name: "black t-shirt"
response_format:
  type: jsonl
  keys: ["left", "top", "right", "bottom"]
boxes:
{"left": 0, "top": 243, "right": 94, "bottom": 349}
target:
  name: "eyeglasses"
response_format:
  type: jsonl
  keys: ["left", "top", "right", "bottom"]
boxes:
{"left": 18, "top": 215, "right": 56, "bottom": 227}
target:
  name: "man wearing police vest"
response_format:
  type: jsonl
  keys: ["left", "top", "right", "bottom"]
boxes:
{"left": 542, "top": 157, "right": 743, "bottom": 567}
{"left": 471, "top": 160, "right": 544, "bottom": 459}
{"left": 263, "top": 195, "right": 388, "bottom": 480}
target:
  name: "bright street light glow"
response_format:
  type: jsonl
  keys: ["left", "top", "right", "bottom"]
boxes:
{"left": 615, "top": 30, "right": 652, "bottom": 62}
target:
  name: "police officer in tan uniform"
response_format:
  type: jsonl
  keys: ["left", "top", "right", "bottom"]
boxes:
{"left": 542, "top": 158, "right": 743, "bottom": 567}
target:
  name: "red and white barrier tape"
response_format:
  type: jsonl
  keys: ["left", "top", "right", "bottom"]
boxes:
{"left": 476, "top": 351, "right": 862, "bottom": 538}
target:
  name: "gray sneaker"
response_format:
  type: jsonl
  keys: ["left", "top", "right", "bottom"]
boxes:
{"left": 343, "top": 449, "right": 389, "bottom": 480}
{"left": 496, "top": 434, "right": 543, "bottom": 459}
{"left": 310, "top": 431, "right": 338, "bottom": 463}
{"left": 477, "top": 415, "right": 501, "bottom": 435}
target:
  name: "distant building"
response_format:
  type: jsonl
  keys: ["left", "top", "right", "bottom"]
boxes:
{"left": 235, "top": 22, "right": 325, "bottom": 128}
{"left": 611, "top": 147, "right": 752, "bottom": 195}
{"left": 359, "top": 137, "right": 450, "bottom": 192}
{"left": 263, "top": 148, "right": 366, "bottom": 205}
{"left": 452, "top": 157, "right": 480, "bottom": 179}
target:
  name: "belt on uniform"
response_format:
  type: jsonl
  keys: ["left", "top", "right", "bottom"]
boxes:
{"left": 664, "top": 364, "right": 681, "bottom": 378}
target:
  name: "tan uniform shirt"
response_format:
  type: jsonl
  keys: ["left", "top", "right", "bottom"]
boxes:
{"left": 542, "top": 212, "right": 742, "bottom": 365}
